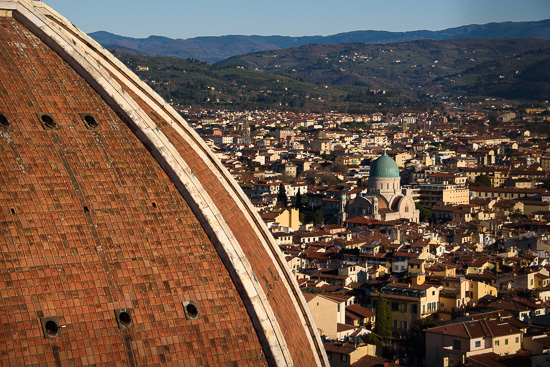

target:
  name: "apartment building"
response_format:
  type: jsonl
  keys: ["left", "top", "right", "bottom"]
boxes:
{"left": 371, "top": 283, "right": 442, "bottom": 332}
{"left": 425, "top": 319, "right": 522, "bottom": 367}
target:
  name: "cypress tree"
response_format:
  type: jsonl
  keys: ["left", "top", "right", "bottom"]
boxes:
{"left": 374, "top": 296, "right": 392, "bottom": 338}
{"left": 295, "top": 190, "right": 303, "bottom": 211}
{"left": 277, "top": 183, "right": 288, "bottom": 207}
{"left": 313, "top": 210, "right": 324, "bottom": 226}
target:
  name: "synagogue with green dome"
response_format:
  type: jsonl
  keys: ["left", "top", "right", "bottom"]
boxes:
{"left": 347, "top": 152, "right": 419, "bottom": 223}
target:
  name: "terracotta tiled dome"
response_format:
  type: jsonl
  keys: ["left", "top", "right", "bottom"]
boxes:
{"left": 0, "top": 1, "right": 327, "bottom": 366}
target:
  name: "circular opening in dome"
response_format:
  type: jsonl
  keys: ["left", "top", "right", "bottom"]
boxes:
{"left": 0, "top": 114, "right": 9, "bottom": 128}
{"left": 118, "top": 311, "right": 132, "bottom": 326}
{"left": 185, "top": 303, "right": 198, "bottom": 318}
{"left": 41, "top": 114, "right": 56, "bottom": 129}
{"left": 45, "top": 320, "right": 59, "bottom": 336}
{"left": 84, "top": 115, "right": 98, "bottom": 128}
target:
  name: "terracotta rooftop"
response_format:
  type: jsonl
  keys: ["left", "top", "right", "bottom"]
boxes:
{"left": 352, "top": 355, "right": 398, "bottom": 367}
{"left": 426, "top": 319, "right": 522, "bottom": 339}
{"left": 346, "top": 304, "right": 375, "bottom": 319}
{"left": 470, "top": 186, "right": 546, "bottom": 194}
{"left": 532, "top": 335, "right": 550, "bottom": 349}
{"left": 467, "top": 351, "right": 533, "bottom": 367}
{"left": 323, "top": 341, "right": 361, "bottom": 355}
{"left": 337, "top": 323, "right": 356, "bottom": 332}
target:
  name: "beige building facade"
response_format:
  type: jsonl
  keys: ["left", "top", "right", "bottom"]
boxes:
{"left": 372, "top": 283, "right": 441, "bottom": 332}
{"left": 305, "top": 294, "right": 340, "bottom": 339}
{"left": 426, "top": 320, "right": 522, "bottom": 367}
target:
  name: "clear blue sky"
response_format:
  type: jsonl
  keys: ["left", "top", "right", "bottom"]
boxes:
{"left": 45, "top": 0, "right": 550, "bottom": 39}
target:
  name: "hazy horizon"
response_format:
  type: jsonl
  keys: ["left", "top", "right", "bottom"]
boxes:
{"left": 45, "top": 0, "right": 550, "bottom": 39}
{"left": 89, "top": 18, "right": 550, "bottom": 41}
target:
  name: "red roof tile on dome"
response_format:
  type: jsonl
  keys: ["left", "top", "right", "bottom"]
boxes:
{"left": 0, "top": 16, "right": 268, "bottom": 365}
{"left": 0, "top": 3, "right": 327, "bottom": 366}
{"left": 377, "top": 195, "right": 389, "bottom": 209}
{"left": 119, "top": 57, "right": 325, "bottom": 367}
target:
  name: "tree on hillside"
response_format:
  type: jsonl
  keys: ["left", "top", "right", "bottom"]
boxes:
{"left": 415, "top": 203, "right": 432, "bottom": 222}
{"left": 313, "top": 210, "right": 324, "bottom": 226}
{"left": 473, "top": 174, "right": 492, "bottom": 187}
{"left": 405, "top": 316, "right": 437, "bottom": 360}
{"left": 247, "top": 159, "right": 260, "bottom": 171}
{"left": 321, "top": 174, "right": 342, "bottom": 186}
{"left": 510, "top": 209, "right": 525, "bottom": 219}
{"left": 277, "top": 183, "right": 288, "bottom": 208}
{"left": 361, "top": 333, "right": 382, "bottom": 346}
{"left": 333, "top": 164, "right": 348, "bottom": 174}
{"left": 374, "top": 296, "right": 392, "bottom": 338}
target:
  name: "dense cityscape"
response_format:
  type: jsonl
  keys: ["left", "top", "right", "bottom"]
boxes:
{"left": 2, "top": 1, "right": 550, "bottom": 366}
{"left": 184, "top": 104, "right": 550, "bottom": 366}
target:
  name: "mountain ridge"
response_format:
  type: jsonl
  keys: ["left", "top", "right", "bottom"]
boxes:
{"left": 218, "top": 38, "right": 550, "bottom": 100}
{"left": 109, "top": 37, "right": 550, "bottom": 114}
{"left": 90, "top": 19, "right": 550, "bottom": 63}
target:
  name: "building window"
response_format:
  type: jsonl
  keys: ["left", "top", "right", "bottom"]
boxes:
{"left": 340, "top": 354, "right": 347, "bottom": 362}
{"left": 393, "top": 320, "right": 397, "bottom": 329}
{"left": 516, "top": 337, "right": 519, "bottom": 343}
{"left": 495, "top": 340, "right": 500, "bottom": 346}
{"left": 405, "top": 206, "right": 409, "bottom": 212}
{"left": 453, "top": 340, "right": 461, "bottom": 350}
{"left": 505, "top": 339, "right": 508, "bottom": 345}
{"left": 411, "top": 304, "right": 418, "bottom": 314}
{"left": 391, "top": 302, "right": 399, "bottom": 311}
{"left": 475, "top": 341, "right": 481, "bottom": 348}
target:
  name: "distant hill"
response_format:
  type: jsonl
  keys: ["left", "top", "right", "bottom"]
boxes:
{"left": 219, "top": 38, "right": 550, "bottom": 100}
{"left": 91, "top": 19, "right": 550, "bottom": 63}
{"left": 109, "top": 50, "right": 436, "bottom": 114}
{"left": 108, "top": 38, "right": 550, "bottom": 116}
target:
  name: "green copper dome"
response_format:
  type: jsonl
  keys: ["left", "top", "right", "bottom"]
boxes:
{"left": 369, "top": 151, "right": 400, "bottom": 178}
